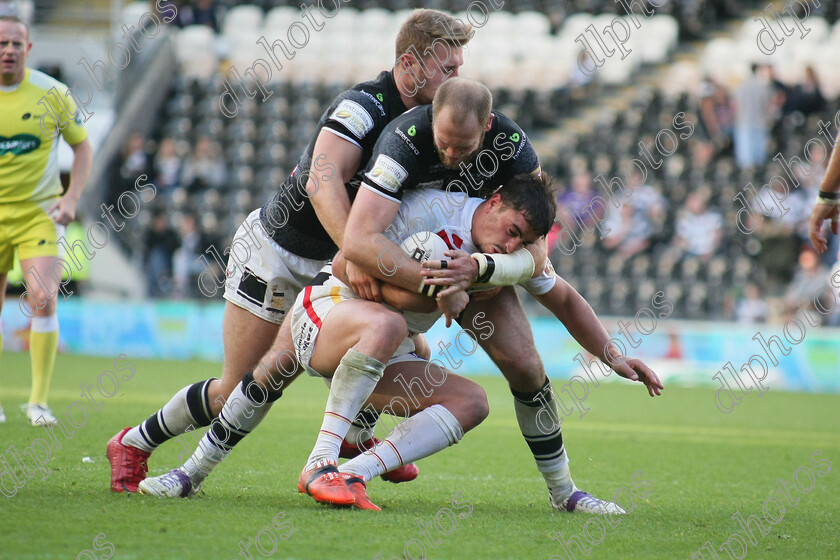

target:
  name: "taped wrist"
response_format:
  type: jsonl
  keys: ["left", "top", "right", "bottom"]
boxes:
{"left": 817, "top": 190, "right": 840, "bottom": 206}
{"left": 471, "top": 247, "right": 535, "bottom": 286}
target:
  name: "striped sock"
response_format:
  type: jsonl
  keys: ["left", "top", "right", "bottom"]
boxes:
{"left": 341, "top": 404, "right": 463, "bottom": 482}
{"left": 512, "top": 379, "right": 576, "bottom": 498}
{"left": 122, "top": 379, "right": 216, "bottom": 453}
{"left": 181, "top": 372, "right": 280, "bottom": 483}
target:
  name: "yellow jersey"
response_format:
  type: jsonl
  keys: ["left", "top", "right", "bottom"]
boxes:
{"left": 0, "top": 68, "right": 87, "bottom": 204}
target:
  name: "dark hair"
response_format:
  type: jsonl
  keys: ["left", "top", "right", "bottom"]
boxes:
{"left": 496, "top": 172, "right": 556, "bottom": 238}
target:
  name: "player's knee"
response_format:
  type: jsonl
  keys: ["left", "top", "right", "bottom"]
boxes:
{"left": 458, "top": 381, "right": 489, "bottom": 432}
{"left": 496, "top": 352, "right": 544, "bottom": 386}
{"left": 366, "top": 310, "right": 408, "bottom": 350}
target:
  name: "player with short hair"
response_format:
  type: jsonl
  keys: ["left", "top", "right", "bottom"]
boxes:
{"left": 108, "top": 8, "right": 473, "bottom": 493}
{"left": 295, "top": 173, "right": 558, "bottom": 509}
{"left": 334, "top": 77, "right": 663, "bottom": 512}
{"left": 0, "top": 15, "right": 93, "bottom": 426}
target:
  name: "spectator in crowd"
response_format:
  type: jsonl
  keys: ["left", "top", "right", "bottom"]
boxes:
{"left": 672, "top": 190, "right": 724, "bottom": 261}
{"left": 144, "top": 213, "right": 180, "bottom": 298}
{"left": 783, "top": 247, "right": 829, "bottom": 316}
{"left": 557, "top": 170, "right": 605, "bottom": 238}
{"left": 733, "top": 63, "right": 773, "bottom": 170}
{"left": 698, "top": 77, "right": 735, "bottom": 156}
{"left": 173, "top": 0, "right": 219, "bottom": 31}
{"left": 602, "top": 202, "right": 650, "bottom": 257}
{"left": 734, "top": 282, "right": 768, "bottom": 324}
{"left": 152, "top": 137, "right": 183, "bottom": 195}
{"left": 602, "top": 167, "right": 666, "bottom": 257}
{"left": 112, "top": 133, "right": 150, "bottom": 205}
{"left": 181, "top": 136, "right": 226, "bottom": 193}
{"left": 783, "top": 66, "right": 826, "bottom": 118}
{"left": 172, "top": 214, "right": 204, "bottom": 299}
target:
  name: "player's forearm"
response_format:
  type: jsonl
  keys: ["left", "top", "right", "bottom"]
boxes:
{"left": 536, "top": 278, "right": 618, "bottom": 363}
{"left": 66, "top": 138, "right": 93, "bottom": 201}
{"left": 819, "top": 143, "right": 840, "bottom": 195}
{"left": 380, "top": 284, "right": 438, "bottom": 313}
{"left": 344, "top": 230, "right": 426, "bottom": 292}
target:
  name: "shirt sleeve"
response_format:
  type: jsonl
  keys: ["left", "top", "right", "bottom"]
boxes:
{"left": 321, "top": 90, "right": 381, "bottom": 149}
{"left": 55, "top": 83, "right": 87, "bottom": 145}
{"left": 520, "top": 256, "right": 557, "bottom": 295}
{"left": 362, "top": 125, "right": 420, "bottom": 203}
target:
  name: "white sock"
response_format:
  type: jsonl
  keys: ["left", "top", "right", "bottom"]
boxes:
{"left": 181, "top": 374, "right": 277, "bottom": 484}
{"left": 340, "top": 404, "right": 464, "bottom": 482}
{"left": 345, "top": 406, "right": 380, "bottom": 446}
{"left": 305, "top": 349, "right": 384, "bottom": 469}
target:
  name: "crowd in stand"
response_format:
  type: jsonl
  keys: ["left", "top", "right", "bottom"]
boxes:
{"left": 110, "top": 2, "right": 839, "bottom": 326}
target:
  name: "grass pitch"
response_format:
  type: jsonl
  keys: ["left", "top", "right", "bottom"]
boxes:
{"left": 0, "top": 352, "right": 838, "bottom": 560}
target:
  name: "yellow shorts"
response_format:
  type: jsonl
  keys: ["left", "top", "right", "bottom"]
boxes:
{"left": 0, "top": 199, "right": 64, "bottom": 273}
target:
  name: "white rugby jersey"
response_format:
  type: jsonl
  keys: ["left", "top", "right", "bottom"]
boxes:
{"left": 381, "top": 188, "right": 556, "bottom": 335}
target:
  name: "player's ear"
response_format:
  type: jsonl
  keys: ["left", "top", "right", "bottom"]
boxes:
{"left": 399, "top": 52, "right": 416, "bottom": 70}
{"left": 487, "top": 193, "right": 503, "bottom": 209}
{"left": 484, "top": 113, "right": 494, "bottom": 132}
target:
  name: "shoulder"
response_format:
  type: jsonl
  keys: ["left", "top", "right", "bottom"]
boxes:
{"left": 25, "top": 69, "right": 70, "bottom": 96}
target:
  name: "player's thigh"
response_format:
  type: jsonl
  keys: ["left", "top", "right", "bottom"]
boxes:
{"left": 368, "top": 358, "right": 489, "bottom": 431}
{"left": 306, "top": 299, "right": 408, "bottom": 375}
{"left": 220, "top": 210, "right": 324, "bottom": 390}
{"left": 13, "top": 201, "right": 64, "bottom": 312}
{"left": 459, "top": 286, "right": 545, "bottom": 391}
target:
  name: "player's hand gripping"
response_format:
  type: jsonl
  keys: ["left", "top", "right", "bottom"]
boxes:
{"left": 345, "top": 260, "right": 383, "bottom": 302}
{"left": 421, "top": 250, "right": 478, "bottom": 298}
{"left": 609, "top": 357, "right": 664, "bottom": 397}
{"left": 436, "top": 289, "right": 470, "bottom": 327}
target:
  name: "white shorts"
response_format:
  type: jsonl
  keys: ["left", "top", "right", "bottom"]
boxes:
{"left": 291, "top": 271, "right": 417, "bottom": 377}
{"left": 223, "top": 209, "right": 328, "bottom": 324}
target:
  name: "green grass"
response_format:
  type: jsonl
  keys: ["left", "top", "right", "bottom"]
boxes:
{"left": 0, "top": 352, "right": 838, "bottom": 560}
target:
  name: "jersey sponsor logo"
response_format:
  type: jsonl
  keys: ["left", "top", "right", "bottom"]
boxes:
{"left": 22, "top": 113, "right": 32, "bottom": 120}
{"left": 395, "top": 127, "right": 420, "bottom": 155}
{"left": 376, "top": 93, "right": 384, "bottom": 102}
{"left": 367, "top": 154, "right": 408, "bottom": 193}
{"left": 510, "top": 132, "right": 520, "bottom": 142}
{"left": 514, "top": 132, "right": 527, "bottom": 159}
{"left": 416, "top": 179, "right": 444, "bottom": 190}
{"left": 0, "top": 134, "right": 41, "bottom": 156}
{"left": 330, "top": 100, "right": 374, "bottom": 140}
{"left": 359, "top": 89, "right": 386, "bottom": 116}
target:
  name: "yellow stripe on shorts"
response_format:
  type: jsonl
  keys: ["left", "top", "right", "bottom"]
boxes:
{"left": 330, "top": 286, "right": 343, "bottom": 305}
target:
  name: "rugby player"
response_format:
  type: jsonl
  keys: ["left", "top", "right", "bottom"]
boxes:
{"left": 0, "top": 15, "right": 93, "bottom": 426}
{"left": 295, "top": 174, "right": 557, "bottom": 509}
{"left": 108, "top": 9, "right": 473, "bottom": 493}
{"left": 332, "top": 78, "right": 663, "bottom": 512}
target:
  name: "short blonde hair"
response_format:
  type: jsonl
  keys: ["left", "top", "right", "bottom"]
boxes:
{"left": 395, "top": 9, "right": 473, "bottom": 61}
